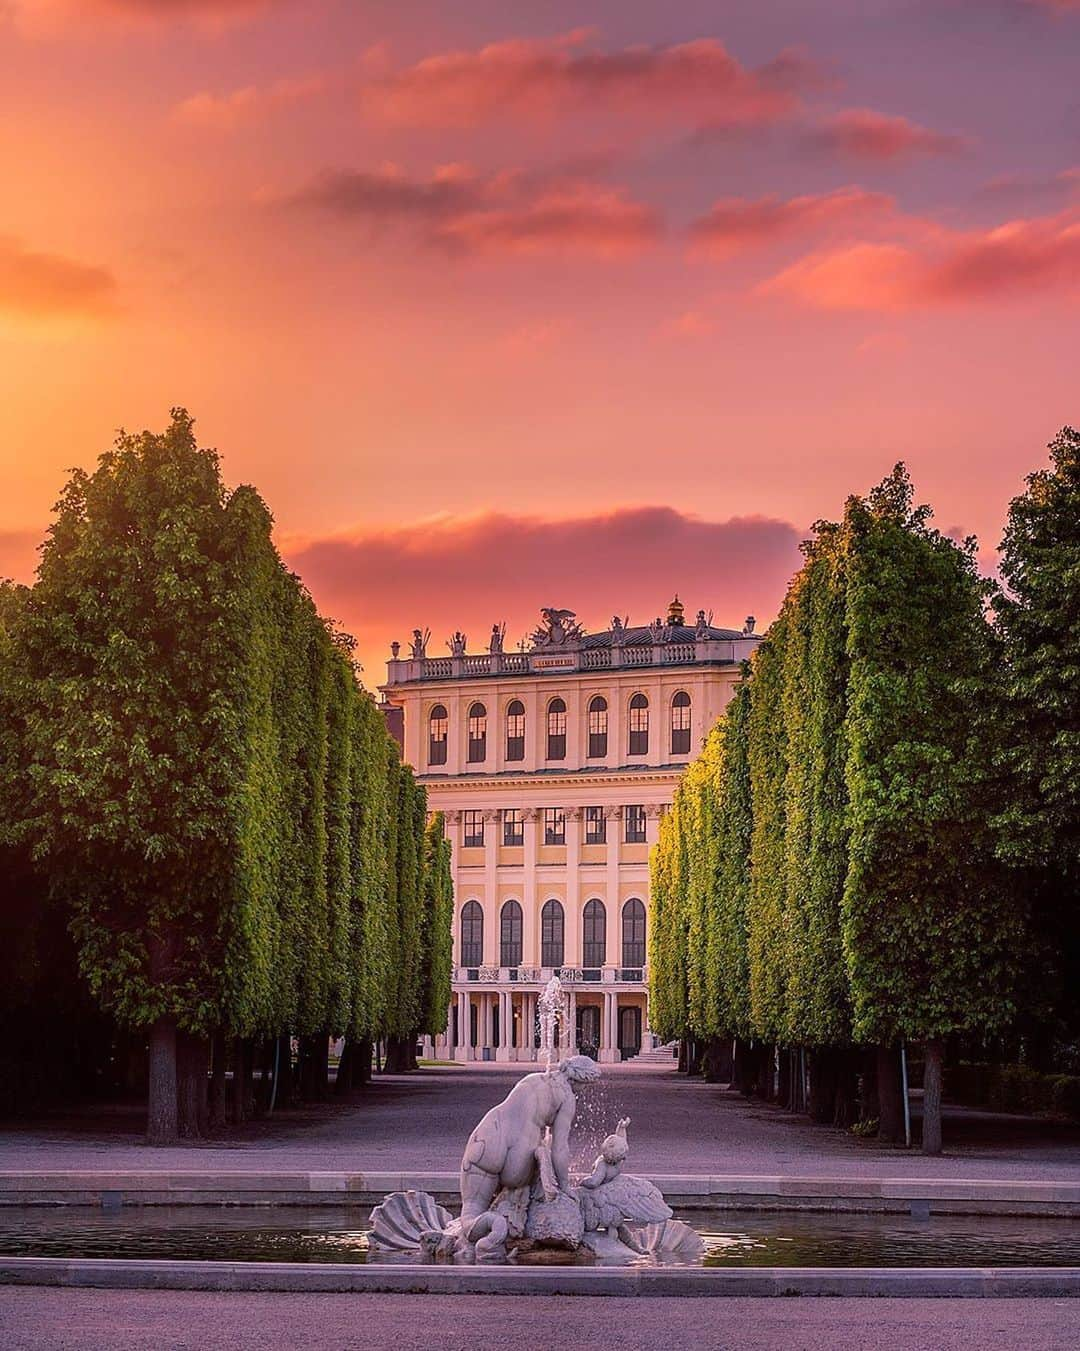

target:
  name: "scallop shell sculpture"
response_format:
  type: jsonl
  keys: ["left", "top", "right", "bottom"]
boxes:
{"left": 635, "top": 1219, "right": 706, "bottom": 1259}
{"left": 368, "top": 1189, "right": 453, "bottom": 1252}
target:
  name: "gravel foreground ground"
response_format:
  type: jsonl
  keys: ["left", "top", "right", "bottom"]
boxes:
{"left": 3, "top": 1289, "right": 1080, "bottom": 1351}
{"left": 2, "top": 1061, "right": 1078, "bottom": 1180}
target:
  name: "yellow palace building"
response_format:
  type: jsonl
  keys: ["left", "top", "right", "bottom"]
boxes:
{"left": 380, "top": 599, "right": 759, "bottom": 1063}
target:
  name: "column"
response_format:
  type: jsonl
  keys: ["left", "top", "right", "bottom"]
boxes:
{"left": 644, "top": 802, "right": 664, "bottom": 849}
{"left": 488, "top": 993, "right": 496, "bottom": 1055}
{"left": 602, "top": 991, "right": 618, "bottom": 1064}
{"left": 444, "top": 810, "right": 461, "bottom": 966}
{"left": 605, "top": 806, "right": 622, "bottom": 974}
{"left": 522, "top": 807, "right": 539, "bottom": 968}
{"left": 496, "top": 989, "right": 511, "bottom": 1062}
{"left": 568, "top": 990, "right": 578, "bottom": 1053}
{"left": 455, "top": 990, "right": 468, "bottom": 1062}
{"left": 565, "top": 807, "right": 583, "bottom": 968}
{"left": 483, "top": 809, "right": 499, "bottom": 938}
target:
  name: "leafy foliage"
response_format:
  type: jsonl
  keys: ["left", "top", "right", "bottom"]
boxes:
{"left": 2, "top": 411, "right": 453, "bottom": 1089}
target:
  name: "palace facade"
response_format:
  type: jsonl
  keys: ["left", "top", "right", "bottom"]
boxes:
{"left": 380, "top": 599, "right": 760, "bottom": 1063}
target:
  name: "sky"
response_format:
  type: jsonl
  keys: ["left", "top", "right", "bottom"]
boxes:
{"left": 1, "top": 0, "right": 1078, "bottom": 680}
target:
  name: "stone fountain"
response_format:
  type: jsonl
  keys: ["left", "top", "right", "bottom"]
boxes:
{"left": 368, "top": 977, "right": 702, "bottom": 1265}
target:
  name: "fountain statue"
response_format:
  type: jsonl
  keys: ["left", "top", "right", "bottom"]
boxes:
{"left": 369, "top": 976, "right": 703, "bottom": 1264}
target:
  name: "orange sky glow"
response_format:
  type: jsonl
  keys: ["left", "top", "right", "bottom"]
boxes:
{"left": 1, "top": 0, "right": 1077, "bottom": 679}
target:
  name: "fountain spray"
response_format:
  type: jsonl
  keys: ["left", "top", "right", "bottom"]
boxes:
{"left": 537, "top": 974, "right": 564, "bottom": 1072}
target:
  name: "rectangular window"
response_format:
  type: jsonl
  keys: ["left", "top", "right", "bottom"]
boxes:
{"left": 625, "top": 804, "right": 646, "bottom": 844}
{"left": 584, "top": 806, "right": 606, "bottom": 845}
{"left": 506, "top": 702, "right": 525, "bottom": 762}
{"left": 543, "top": 807, "right": 566, "bottom": 846}
{"left": 503, "top": 808, "right": 524, "bottom": 847}
{"left": 463, "top": 809, "right": 484, "bottom": 848}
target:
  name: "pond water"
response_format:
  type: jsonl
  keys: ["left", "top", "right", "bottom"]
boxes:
{"left": 2, "top": 1206, "right": 1080, "bottom": 1268}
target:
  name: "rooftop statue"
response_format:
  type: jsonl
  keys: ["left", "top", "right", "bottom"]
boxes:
{"left": 531, "top": 607, "right": 584, "bottom": 649}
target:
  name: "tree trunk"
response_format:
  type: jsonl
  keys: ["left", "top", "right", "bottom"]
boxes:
{"left": 860, "top": 1045, "right": 879, "bottom": 1125}
{"left": 757, "top": 1044, "right": 775, "bottom": 1101}
{"left": 335, "top": 1038, "right": 352, "bottom": 1096}
{"left": 808, "top": 1047, "right": 837, "bottom": 1123}
{"left": 147, "top": 1015, "right": 178, "bottom": 1146}
{"left": 677, "top": 1039, "right": 688, "bottom": 1073}
{"left": 177, "top": 1031, "right": 207, "bottom": 1139}
{"left": 275, "top": 1033, "right": 295, "bottom": 1106}
{"left": 733, "top": 1038, "right": 755, "bottom": 1095}
{"left": 922, "top": 1038, "right": 945, "bottom": 1155}
{"left": 701, "top": 1036, "right": 730, "bottom": 1083}
{"left": 833, "top": 1048, "right": 859, "bottom": 1129}
{"left": 777, "top": 1047, "right": 792, "bottom": 1109}
{"left": 356, "top": 1037, "right": 373, "bottom": 1089}
{"left": 208, "top": 1031, "right": 227, "bottom": 1131}
{"left": 229, "top": 1038, "right": 247, "bottom": 1126}
{"left": 877, "top": 1043, "right": 905, "bottom": 1143}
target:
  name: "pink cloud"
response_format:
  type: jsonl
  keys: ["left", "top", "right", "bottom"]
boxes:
{"left": 172, "top": 75, "right": 324, "bottom": 130}
{"left": 689, "top": 186, "right": 893, "bottom": 257}
{"left": 281, "top": 507, "right": 803, "bottom": 680}
{"left": 0, "top": 234, "right": 117, "bottom": 319}
{"left": 358, "top": 31, "right": 818, "bottom": 130}
{"left": 807, "top": 108, "right": 967, "bottom": 161}
{"left": 434, "top": 186, "right": 660, "bottom": 257}
{"left": 283, "top": 164, "right": 661, "bottom": 257}
{"left": 761, "top": 208, "right": 1080, "bottom": 310}
{"left": 9, "top": 0, "right": 279, "bottom": 31}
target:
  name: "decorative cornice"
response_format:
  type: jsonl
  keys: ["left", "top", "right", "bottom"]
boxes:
{"left": 418, "top": 767, "right": 683, "bottom": 792}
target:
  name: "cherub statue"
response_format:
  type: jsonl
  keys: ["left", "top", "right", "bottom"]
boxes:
{"left": 580, "top": 1117, "right": 631, "bottom": 1189}
{"left": 576, "top": 1116, "right": 672, "bottom": 1240}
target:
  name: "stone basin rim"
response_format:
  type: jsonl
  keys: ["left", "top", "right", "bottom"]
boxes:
{"left": 3, "top": 1256, "right": 1080, "bottom": 1298}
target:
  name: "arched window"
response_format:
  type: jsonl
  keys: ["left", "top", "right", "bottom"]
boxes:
{"left": 671, "top": 691, "right": 691, "bottom": 755}
{"left": 587, "top": 695, "right": 608, "bottom": 758}
{"left": 628, "top": 693, "right": 649, "bottom": 756}
{"left": 583, "top": 898, "right": 607, "bottom": 968}
{"left": 622, "top": 898, "right": 646, "bottom": 968}
{"left": 428, "top": 704, "right": 448, "bottom": 766}
{"left": 500, "top": 899, "right": 523, "bottom": 968}
{"left": 467, "top": 701, "right": 487, "bottom": 763}
{"left": 541, "top": 899, "right": 565, "bottom": 968}
{"left": 460, "top": 900, "right": 483, "bottom": 967}
{"left": 547, "top": 697, "right": 567, "bottom": 760}
{"left": 505, "top": 699, "right": 525, "bottom": 761}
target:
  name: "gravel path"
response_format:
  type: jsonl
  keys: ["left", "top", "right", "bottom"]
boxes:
{"left": 2, "top": 1061, "right": 1078, "bottom": 1180}
{"left": 4, "top": 1289, "right": 1080, "bottom": 1351}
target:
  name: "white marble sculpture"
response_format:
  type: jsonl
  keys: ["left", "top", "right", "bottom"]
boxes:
{"left": 369, "top": 1055, "right": 702, "bottom": 1264}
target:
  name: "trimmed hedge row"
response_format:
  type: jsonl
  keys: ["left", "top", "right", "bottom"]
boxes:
{"left": 947, "top": 1063, "right": 1080, "bottom": 1121}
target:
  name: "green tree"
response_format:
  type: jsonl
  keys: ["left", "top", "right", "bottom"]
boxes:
{"left": 841, "top": 467, "right": 1020, "bottom": 1153}
{"left": 994, "top": 427, "right": 1080, "bottom": 1047}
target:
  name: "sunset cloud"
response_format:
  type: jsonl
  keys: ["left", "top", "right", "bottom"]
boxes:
{"left": 172, "top": 75, "right": 323, "bottom": 130}
{"left": 688, "top": 187, "right": 893, "bottom": 257}
{"left": 8, "top": 0, "right": 279, "bottom": 32}
{"left": 0, "top": 234, "right": 117, "bottom": 320}
{"left": 762, "top": 208, "right": 1080, "bottom": 310}
{"left": 807, "top": 108, "right": 967, "bottom": 161}
{"left": 284, "top": 165, "right": 661, "bottom": 257}
{"left": 357, "top": 31, "right": 818, "bottom": 130}
{"left": 281, "top": 506, "right": 803, "bottom": 677}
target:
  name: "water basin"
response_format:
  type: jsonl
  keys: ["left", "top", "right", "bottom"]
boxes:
{"left": 2, "top": 1206, "right": 1080, "bottom": 1268}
